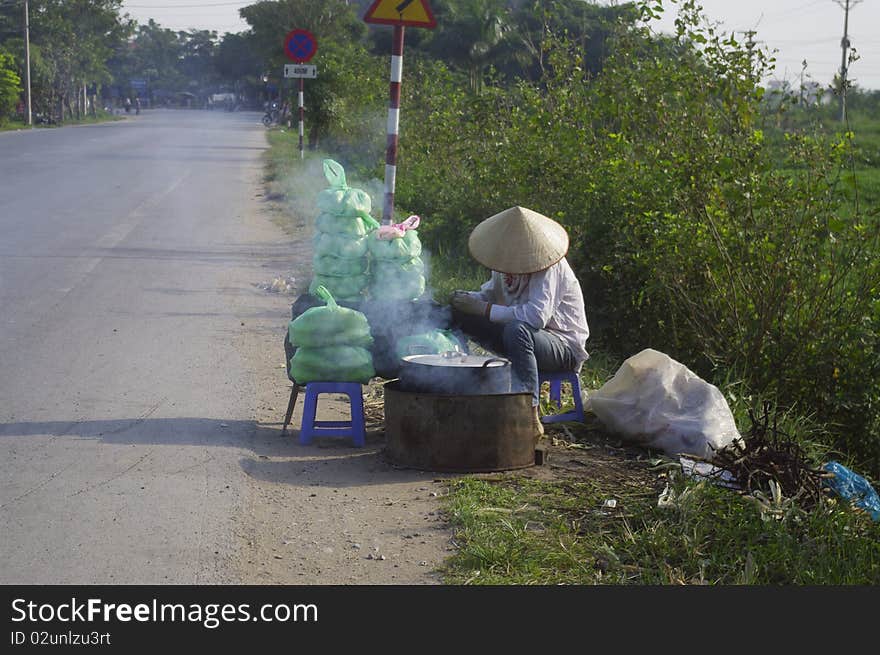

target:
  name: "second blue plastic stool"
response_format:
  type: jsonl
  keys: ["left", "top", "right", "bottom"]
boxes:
{"left": 539, "top": 371, "right": 585, "bottom": 424}
{"left": 299, "top": 382, "right": 365, "bottom": 447}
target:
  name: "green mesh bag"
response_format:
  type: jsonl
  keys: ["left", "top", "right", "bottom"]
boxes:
{"left": 395, "top": 330, "right": 462, "bottom": 359}
{"left": 310, "top": 274, "right": 368, "bottom": 301}
{"left": 313, "top": 254, "right": 367, "bottom": 277}
{"left": 370, "top": 272, "right": 425, "bottom": 302}
{"left": 367, "top": 230, "right": 422, "bottom": 261}
{"left": 372, "top": 256, "right": 424, "bottom": 279}
{"left": 315, "top": 210, "right": 379, "bottom": 237}
{"left": 290, "top": 346, "right": 375, "bottom": 384}
{"left": 289, "top": 285, "right": 373, "bottom": 348}
{"left": 315, "top": 159, "right": 373, "bottom": 216}
{"left": 313, "top": 233, "right": 368, "bottom": 259}
{"left": 316, "top": 213, "right": 367, "bottom": 237}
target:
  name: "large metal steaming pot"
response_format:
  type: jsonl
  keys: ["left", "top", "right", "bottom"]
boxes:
{"left": 398, "top": 352, "right": 511, "bottom": 395}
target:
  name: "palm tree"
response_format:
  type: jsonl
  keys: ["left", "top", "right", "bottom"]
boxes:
{"left": 430, "top": 0, "right": 511, "bottom": 94}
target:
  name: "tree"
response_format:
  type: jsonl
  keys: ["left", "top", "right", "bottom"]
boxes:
{"left": 0, "top": 0, "right": 132, "bottom": 122}
{"left": 178, "top": 29, "right": 219, "bottom": 96}
{"left": 425, "top": 0, "right": 511, "bottom": 94}
{"left": 503, "top": 0, "right": 639, "bottom": 80}
{"left": 239, "top": 0, "right": 377, "bottom": 146}
{"left": 0, "top": 49, "right": 22, "bottom": 124}
{"left": 109, "top": 19, "right": 184, "bottom": 104}
{"left": 239, "top": 0, "right": 365, "bottom": 64}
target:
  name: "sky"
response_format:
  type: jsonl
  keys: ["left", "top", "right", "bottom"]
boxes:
{"left": 120, "top": 0, "right": 251, "bottom": 35}
{"left": 120, "top": 0, "right": 880, "bottom": 90}
{"left": 645, "top": 0, "right": 880, "bottom": 91}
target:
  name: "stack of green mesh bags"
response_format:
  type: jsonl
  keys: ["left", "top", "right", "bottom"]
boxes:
{"left": 310, "top": 159, "right": 379, "bottom": 301}
{"left": 368, "top": 215, "right": 425, "bottom": 302}
{"left": 288, "top": 286, "right": 375, "bottom": 384}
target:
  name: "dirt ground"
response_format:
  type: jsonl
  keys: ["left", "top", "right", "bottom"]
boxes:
{"left": 224, "top": 189, "right": 463, "bottom": 584}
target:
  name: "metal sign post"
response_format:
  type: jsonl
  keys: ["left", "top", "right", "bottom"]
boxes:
{"left": 364, "top": 0, "right": 437, "bottom": 224}
{"left": 283, "top": 29, "right": 318, "bottom": 160}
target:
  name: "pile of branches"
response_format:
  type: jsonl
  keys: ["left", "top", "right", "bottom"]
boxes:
{"left": 709, "top": 402, "right": 827, "bottom": 510}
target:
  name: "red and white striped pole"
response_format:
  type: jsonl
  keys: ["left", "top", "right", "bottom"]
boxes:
{"left": 382, "top": 25, "right": 405, "bottom": 224}
{"left": 298, "top": 76, "right": 305, "bottom": 159}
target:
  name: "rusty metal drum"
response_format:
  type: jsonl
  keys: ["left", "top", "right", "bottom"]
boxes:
{"left": 383, "top": 380, "right": 538, "bottom": 472}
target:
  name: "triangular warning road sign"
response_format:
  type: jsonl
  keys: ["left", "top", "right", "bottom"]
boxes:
{"left": 364, "top": 0, "right": 437, "bottom": 29}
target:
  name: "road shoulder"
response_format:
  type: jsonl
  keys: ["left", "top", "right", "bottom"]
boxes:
{"left": 231, "top": 154, "right": 452, "bottom": 584}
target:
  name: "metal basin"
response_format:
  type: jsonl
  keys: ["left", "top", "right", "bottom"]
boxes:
{"left": 399, "top": 352, "right": 511, "bottom": 395}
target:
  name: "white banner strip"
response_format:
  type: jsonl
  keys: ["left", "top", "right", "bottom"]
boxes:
{"left": 386, "top": 108, "right": 399, "bottom": 136}
{"left": 385, "top": 164, "right": 397, "bottom": 194}
{"left": 390, "top": 55, "right": 403, "bottom": 83}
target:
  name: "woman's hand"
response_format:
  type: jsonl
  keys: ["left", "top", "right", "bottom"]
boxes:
{"left": 451, "top": 292, "right": 488, "bottom": 317}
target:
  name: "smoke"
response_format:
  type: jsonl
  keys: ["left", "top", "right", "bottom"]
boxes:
{"left": 270, "top": 139, "right": 507, "bottom": 383}
{"left": 272, "top": 155, "right": 327, "bottom": 237}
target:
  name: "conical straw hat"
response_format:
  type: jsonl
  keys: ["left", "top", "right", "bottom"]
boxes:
{"left": 468, "top": 206, "right": 569, "bottom": 274}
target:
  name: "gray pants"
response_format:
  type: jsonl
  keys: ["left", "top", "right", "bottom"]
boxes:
{"left": 453, "top": 312, "right": 579, "bottom": 406}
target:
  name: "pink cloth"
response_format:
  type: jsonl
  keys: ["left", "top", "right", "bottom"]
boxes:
{"left": 377, "top": 215, "right": 420, "bottom": 240}
{"left": 501, "top": 273, "right": 530, "bottom": 305}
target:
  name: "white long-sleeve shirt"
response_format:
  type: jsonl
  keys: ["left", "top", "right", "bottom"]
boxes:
{"left": 471, "top": 257, "right": 590, "bottom": 366}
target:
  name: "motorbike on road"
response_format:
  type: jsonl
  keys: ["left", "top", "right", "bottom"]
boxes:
{"left": 262, "top": 100, "right": 291, "bottom": 128}
{"left": 262, "top": 100, "right": 281, "bottom": 127}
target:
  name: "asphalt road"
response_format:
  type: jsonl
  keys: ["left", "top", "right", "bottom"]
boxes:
{"left": 0, "top": 110, "right": 291, "bottom": 583}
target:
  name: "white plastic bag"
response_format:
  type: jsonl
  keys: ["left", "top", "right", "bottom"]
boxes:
{"left": 586, "top": 349, "right": 741, "bottom": 458}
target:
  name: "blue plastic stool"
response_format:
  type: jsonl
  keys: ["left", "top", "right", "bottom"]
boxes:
{"left": 539, "top": 371, "right": 585, "bottom": 424}
{"left": 299, "top": 382, "right": 366, "bottom": 447}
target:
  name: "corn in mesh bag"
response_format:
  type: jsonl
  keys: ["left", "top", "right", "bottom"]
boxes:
{"left": 369, "top": 240, "right": 426, "bottom": 301}
{"left": 313, "top": 233, "right": 368, "bottom": 259}
{"left": 310, "top": 274, "right": 370, "bottom": 302}
{"left": 311, "top": 160, "right": 379, "bottom": 300}
{"left": 313, "top": 254, "right": 367, "bottom": 277}
{"left": 290, "top": 346, "right": 375, "bottom": 385}
{"left": 315, "top": 159, "right": 373, "bottom": 216}
{"left": 367, "top": 230, "right": 422, "bottom": 261}
{"left": 369, "top": 269, "right": 425, "bottom": 302}
{"left": 288, "top": 286, "right": 375, "bottom": 384}
{"left": 316, "top": 212, "right": 370, "bottom": 237}
{"left": 288, "top": 286, "right": 373, "bottom": 348}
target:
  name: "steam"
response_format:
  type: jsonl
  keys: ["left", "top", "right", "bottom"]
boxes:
{"left": 272, "top": 156, "right": 327, "bottom": 237}
{"left": 268, "top": 134, "right": 494, "bottom": 381}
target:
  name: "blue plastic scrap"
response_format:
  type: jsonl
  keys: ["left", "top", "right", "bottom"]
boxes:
{"left": 822, "top": 461, "right": 880, "bottom": 521}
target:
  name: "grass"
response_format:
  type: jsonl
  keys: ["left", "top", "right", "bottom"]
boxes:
{"left": 0, "top": 110, "right": 124, "bottom": 132}
{"left": 438, "top": 348, "right": 880, "bottom": 585}
{"left": 840, "top": 114, "right": 880, "bottom": 213}
{"left": 767, "top": 107, "right": 880, "bottom": 213}
{"left": 264, "top": 128, "right": 302, "bottom": 185}
{"left": 440, "top": 469, "right": 880, "bottom": 585}
{"left": 423, "top": 253, "right": 484, "bottom": 304}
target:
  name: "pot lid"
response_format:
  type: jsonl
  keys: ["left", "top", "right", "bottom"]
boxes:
{"left": 402, "top": 354, "right": 510, "bottom": 368}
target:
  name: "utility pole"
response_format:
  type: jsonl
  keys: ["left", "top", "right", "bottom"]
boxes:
{"left": 836, "top": 0, "right": 861, "bottom": 123}
{"left": 23, "top": 0, "right": 32, "bottom": 126}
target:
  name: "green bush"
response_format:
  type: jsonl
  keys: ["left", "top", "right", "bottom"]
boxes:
{"left": 293, "top": 0, "right": 880, "bottom": 475}
{"left": 391, "top": 1, "right": 880, "bottom": 475}
{"left": 0, "top": 50, "right": 21, "bottom": 125}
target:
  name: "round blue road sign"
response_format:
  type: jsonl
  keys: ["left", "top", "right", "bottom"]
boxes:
{"left": 284, "top": 29, "right": 318, "bottom": 63}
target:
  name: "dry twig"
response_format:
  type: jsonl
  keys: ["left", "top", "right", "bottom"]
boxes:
{"left": 706, "top": 401, "right": 826, "bottom": 509}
